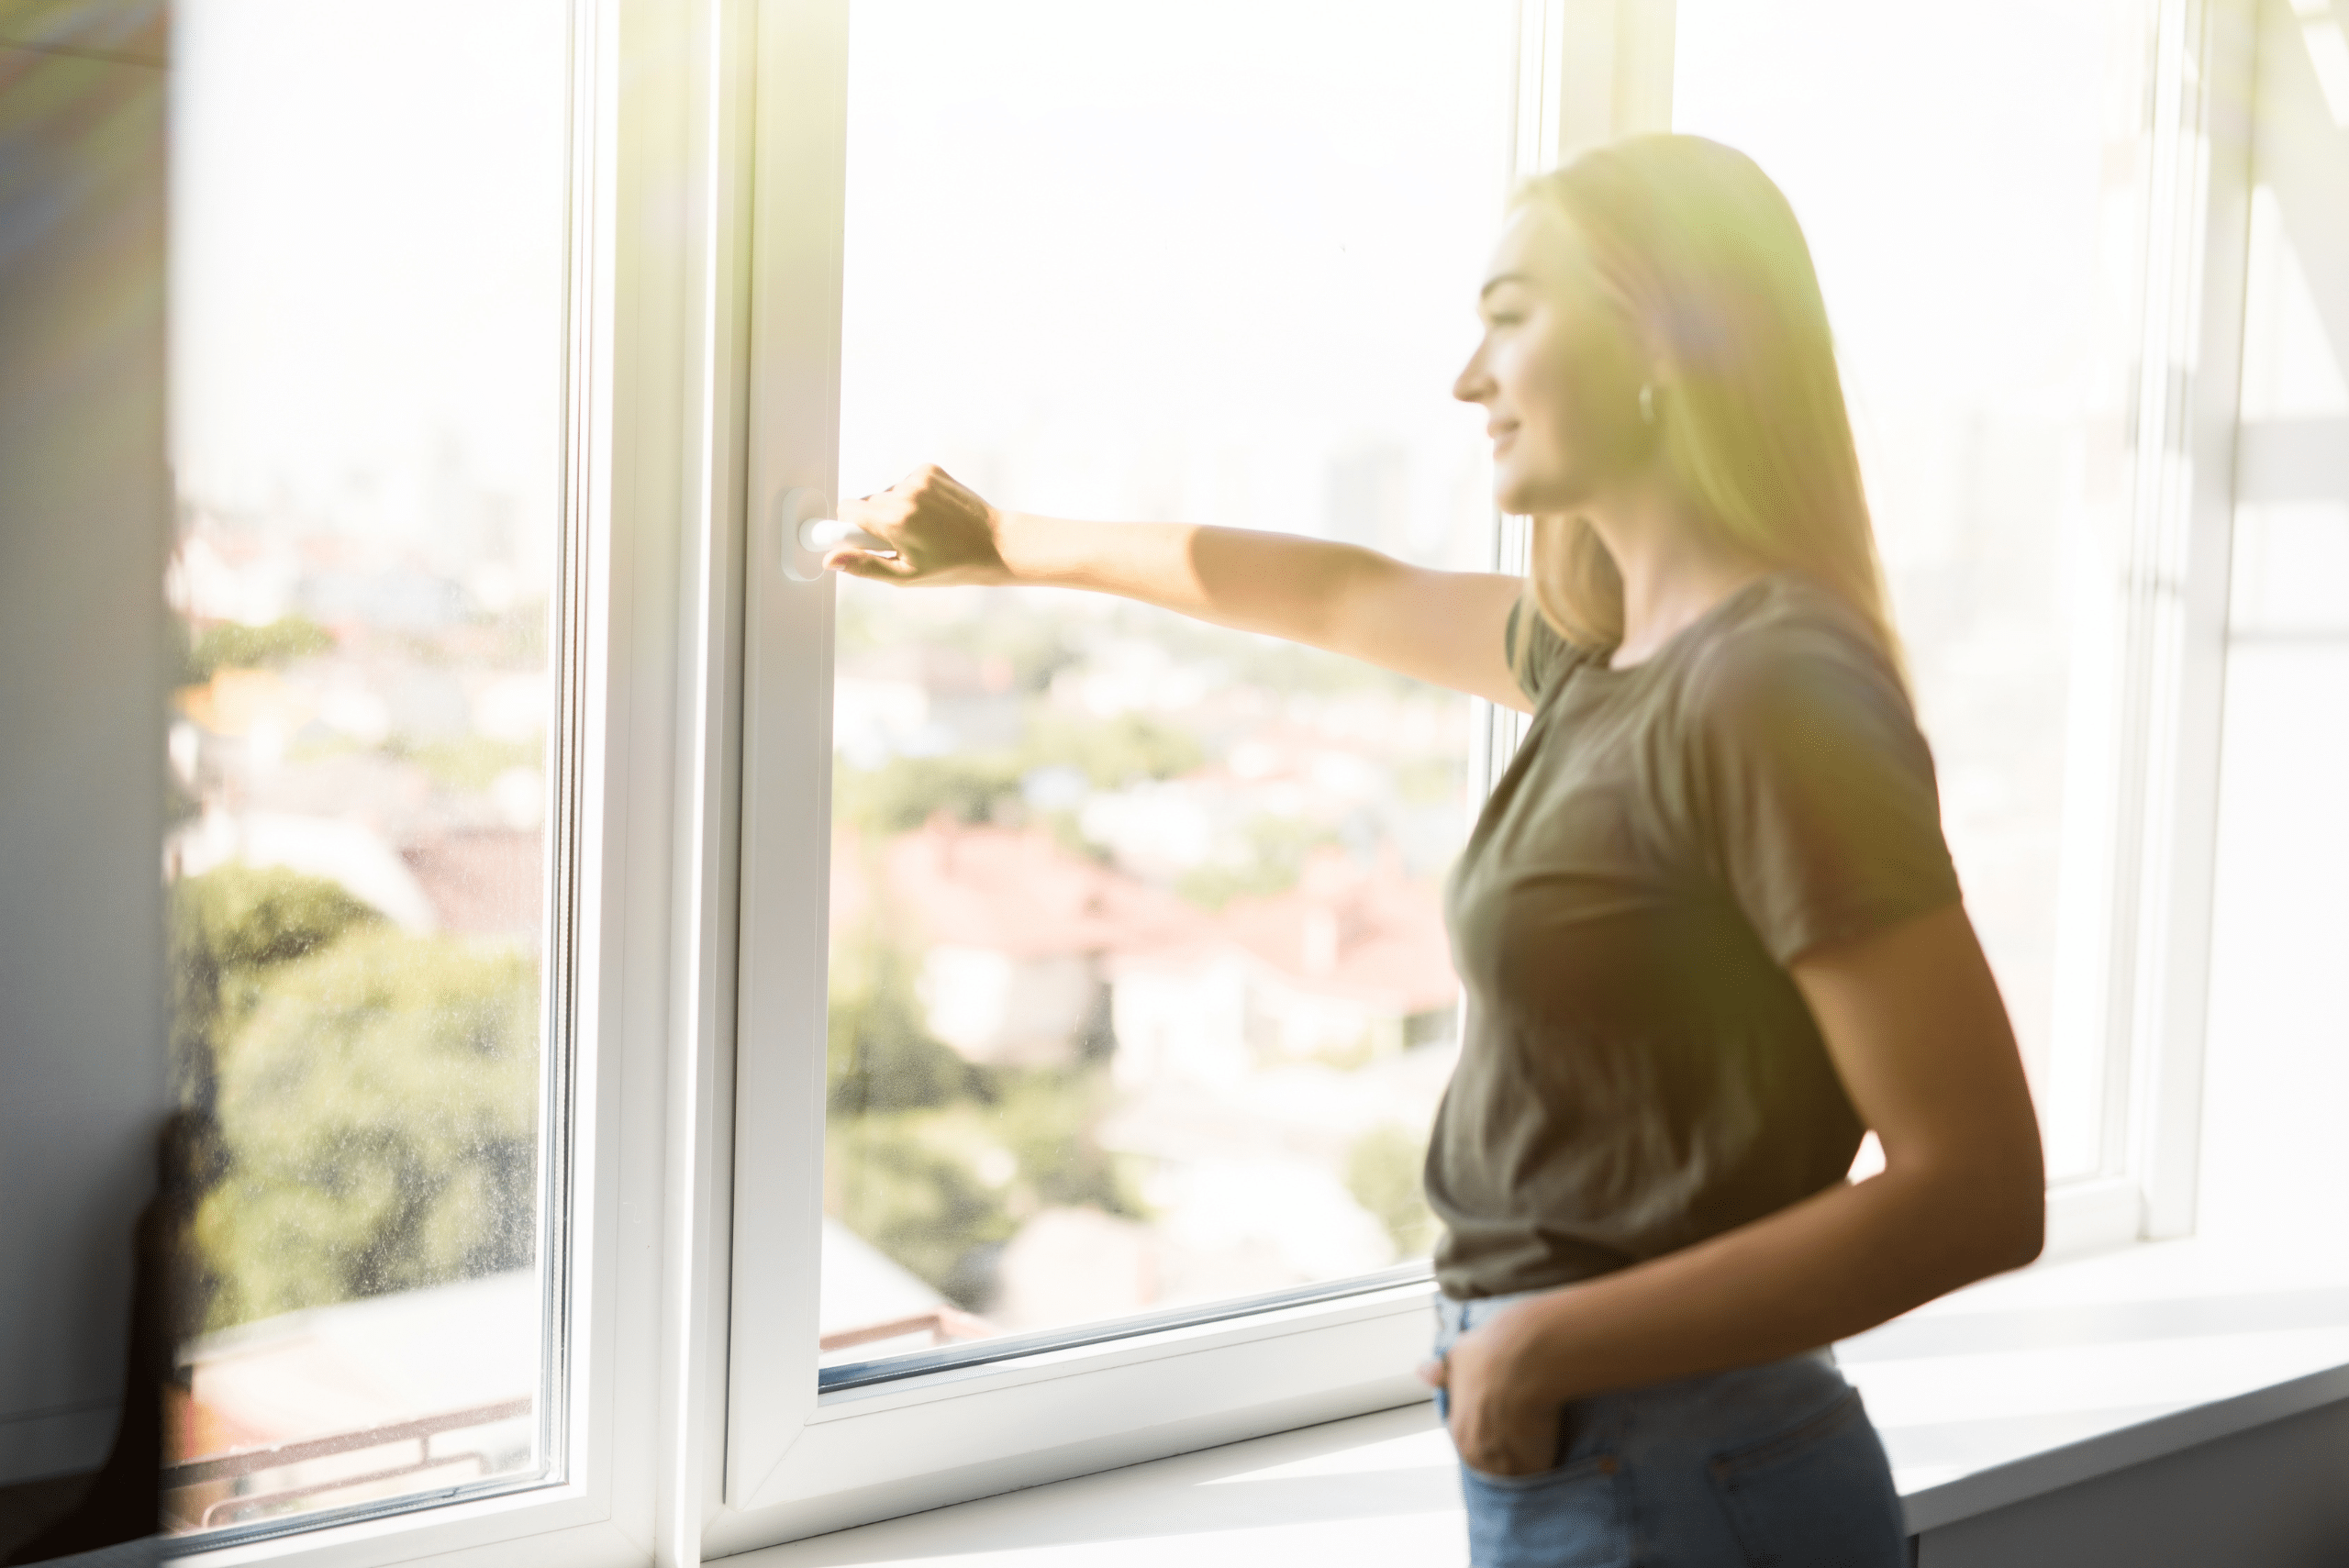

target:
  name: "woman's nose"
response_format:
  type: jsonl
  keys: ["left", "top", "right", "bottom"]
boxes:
{"left": 1453, "top": 347, "right": 1491, "bottom": 405}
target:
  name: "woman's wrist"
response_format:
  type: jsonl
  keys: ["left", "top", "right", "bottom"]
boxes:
{"left": 992, "top": 508, "right": 1166, "bottom": 596}
{"left": 1489, "top": 1290, "right": 1598, "bottom": 1407}
{"left": 988, "top": 507, "right": 1063, "bottom": 588}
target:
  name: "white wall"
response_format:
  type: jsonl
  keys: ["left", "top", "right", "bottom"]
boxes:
{"left": 2195, "top": 0, "right": 2349, "bottom": 1251}
{"left": 1923, "top": 6, "right": 2349, "bottom": 1557}
{"left": 0, "top": 1, "right": 174, "bottom": 1488}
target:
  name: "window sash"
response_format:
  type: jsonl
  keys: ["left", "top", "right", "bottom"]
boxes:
{"left": 716, "top": 0, "right": 1670, "bottom": 1536}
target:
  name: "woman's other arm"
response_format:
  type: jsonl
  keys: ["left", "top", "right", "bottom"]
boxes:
{"left": 829, "top": 466, "right": 1531, "bottom": 711}
{"left": 1429, "top": 901, "right": 2044, "bottom": 1474}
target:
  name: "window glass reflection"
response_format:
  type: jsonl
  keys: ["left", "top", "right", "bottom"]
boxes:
{"left": 164, "top": 0, "right": 570, "bottom": 1533}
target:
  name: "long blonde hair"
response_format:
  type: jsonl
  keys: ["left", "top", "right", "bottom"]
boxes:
{"left": 1516, "top": 136, "right": 1901, "bottom": 675}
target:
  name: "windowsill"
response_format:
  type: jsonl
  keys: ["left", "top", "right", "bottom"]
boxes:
{"left": 721, "top": 1236, "right": 2349, "bottom": 1564}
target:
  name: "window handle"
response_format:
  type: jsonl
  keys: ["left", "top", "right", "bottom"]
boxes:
{"left": 799, "top": 516, "right": 891, "bottom": 555}
{"left": 779, "top": 487, "right": 894, "bottom": 581}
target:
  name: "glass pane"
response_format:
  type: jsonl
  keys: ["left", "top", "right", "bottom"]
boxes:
{"left": 820, "top": 0, "right": 1514, "bottom": 1370}
{"left": 1672, "top": 0, "right": 2158, "bottom": 1181}
{"left": 163, "top": 1, "right": 572, "bottom": 1534}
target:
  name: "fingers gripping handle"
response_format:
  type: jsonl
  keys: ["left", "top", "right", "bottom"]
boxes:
{"left": 778, "top": 487, "right": 894, "bottom": 582}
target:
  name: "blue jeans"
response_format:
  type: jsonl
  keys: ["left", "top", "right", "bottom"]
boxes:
{"left": 1434, "top": 1291, "right": 1908, "bottom": 1568}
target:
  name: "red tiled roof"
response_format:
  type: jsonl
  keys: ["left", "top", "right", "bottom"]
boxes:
{"left": 1213, "top": 847, "right": 1457, "bottom": 1013}
{"left": 400, "top": 830, "right": 542, "bottom": 938}
{"left": 834, "top": 822, "right": 1455, "bottom": 1013}
{"left": 891, "top": 820, "right": 1209, "bottom": 959}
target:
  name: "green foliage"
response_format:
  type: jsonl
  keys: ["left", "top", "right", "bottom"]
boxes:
{"left": 397, "top": 733, "right": 542, "bottom": 792}
{"left": 174, "top": 863, "right": 379, "bottom": 981}
{"left": 185, "top": 616, "right": 335, "bottom": 682}
{"left": 171, "top": 865, "right": 383, "bottom": 1104}
{"left": 1346, "top": 1124, "right": 1438, "bottom": 1261}
{"left": 1174, "top": 816, "right": 1340, "bottom": 911}
{"left": 826, "top": 1068, "right": 1146, "bottom": 1311}
{"left": 822, "top": 916, "right": 1145, "bottom": 1308}
{"left": 828, "top": 1113, "right": 1015, "bottom": 1309}
{"left": 1024, "top": 708, "right": 1205, "bottom": 791}
{"left": 196, "top": 927, "right": 540, "bottom": 1329}
{"left": 836, "top": 751, "right": 1025, "bottom": 837}
{"left": 833, "top": 707, "right": 1202, "bottom": 835}
{"left": 987, "top": 1068, "right": 1145, "bottom": 1218}
{"left": 826, "top": 917, "right": 985, "bottom": 1115}
{"left": 170, "top": 865, "right": 540, "bottom": 1331}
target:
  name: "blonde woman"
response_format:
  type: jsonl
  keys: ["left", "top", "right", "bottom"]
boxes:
{"left": 825, "top": 136, "right": 2044, "bottom": 1567}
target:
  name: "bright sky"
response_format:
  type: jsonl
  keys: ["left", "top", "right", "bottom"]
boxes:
{"left": 1673, "top": 0, "right": 2128, "bottom": 417}
{"left": 170, "top": 0, "right": 2135, "bottom": 567}
{"left": 837, "top": 0, "right": 1517, "bottom": 556}
{"left": 171, "top": 0, "right": 569, "bottom": 531}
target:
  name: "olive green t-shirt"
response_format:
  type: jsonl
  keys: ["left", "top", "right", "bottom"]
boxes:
{"left": 1426, "top": 572, "right": 1962, "bottom": 1299}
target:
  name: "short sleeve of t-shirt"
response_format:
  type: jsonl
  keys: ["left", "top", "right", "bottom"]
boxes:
{"left": 1506, "top": 595, "right": 1576, "bottom": 705}
{"left": 1685, "top": 613, "right": 1962, "bottom": 965}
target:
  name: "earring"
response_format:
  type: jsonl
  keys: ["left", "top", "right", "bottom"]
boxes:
{"left": 1638, "top": 383, "right": 1657, "bottom": 426}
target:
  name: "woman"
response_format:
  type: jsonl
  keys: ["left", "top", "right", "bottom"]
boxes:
{"left": 821, "top": 134, "right": 2044, "bottom": 1567}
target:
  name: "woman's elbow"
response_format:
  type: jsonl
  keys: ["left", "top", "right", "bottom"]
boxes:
{"left": 1897, "top": 1141, "right": 2044, "bottom": 1285}
{"left": 1996, "top": 1184, "right": 2046, "bottom": 1273}
{"left": 1954, "top": 1150, "right": 2046, "bottom": 1280}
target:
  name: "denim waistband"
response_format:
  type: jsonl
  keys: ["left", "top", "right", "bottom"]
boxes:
{"left": 1435, "top": 1287, "right": 1837, "bottom": 1369}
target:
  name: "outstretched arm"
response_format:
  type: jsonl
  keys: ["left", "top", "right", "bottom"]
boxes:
{"left": 1426, "top": 902, "right": 2045, "bottom": 1474}
{"left": 829, "top": 465, "right": 1531, "bottom": 711}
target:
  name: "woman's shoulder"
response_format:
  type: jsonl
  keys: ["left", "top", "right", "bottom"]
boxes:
{"left": 1507, "top": 592, "right": 1605, "bottom": 702}
{"left": 1675, "top": 573, "right": 1916, "bottom": 740}
{"left": 1685, "top": 574, "right": 1900, "bottom": 693}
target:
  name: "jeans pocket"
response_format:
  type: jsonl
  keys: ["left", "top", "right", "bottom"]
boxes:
{"left": 1705, "top": 1387, "right": 1908, "bottom": 1568}
{"left": 1459, "top": 1451, "right": 1626, "bottom": 1568}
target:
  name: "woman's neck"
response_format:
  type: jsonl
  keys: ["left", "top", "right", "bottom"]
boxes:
{"left": 1583, "top": 481, "right": 1768, "bottom": 669}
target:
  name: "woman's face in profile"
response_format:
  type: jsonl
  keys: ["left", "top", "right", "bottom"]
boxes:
{"left": 1454, "top": 204, "right": 1651, "bottom": 518}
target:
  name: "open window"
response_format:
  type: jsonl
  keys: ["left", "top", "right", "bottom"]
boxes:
{"left": 144, "top": 0, "right": 2266, "bottom": 1562}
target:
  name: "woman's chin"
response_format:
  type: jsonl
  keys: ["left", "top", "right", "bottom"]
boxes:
{"left": 1494, "top": 485, "right": 1561, "bottom": 519}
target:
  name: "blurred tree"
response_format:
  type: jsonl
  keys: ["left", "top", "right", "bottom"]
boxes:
{"left": 822, "top": 916, "right": 1146, "bottom": 1310}
{"left": 832, "top": 706, "right": 1202, "bottom": 835}
{"left": 171, "top": 867, "right": 542, "bottom": 1330}
{"left": 1174, "top": 814, "right": 1341, "bottom": 911}
{"left": 396, "top": 733, "right": 544, "bottom": 792}
{"left": 171, "top": 864, "right": 381, "bottom": 1118}
{"left": 826, "top": 917, "right": 985, "bottom": 1114}
{"left": 988, "top": 1069, "right": 1145, "bottom": 1218}
{"left": 827, "top": 1114, "right": 1013, "bottom": 1310}
{"left": 183, "top": 615, "right": 334, "bottom": 682}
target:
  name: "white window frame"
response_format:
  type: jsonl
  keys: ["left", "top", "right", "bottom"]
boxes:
{"left": 163, "top": 0, "right": 2264, "bottom": 1563}
{"left": 2030, "top": 0, "right": 2258, "bottom": 1258}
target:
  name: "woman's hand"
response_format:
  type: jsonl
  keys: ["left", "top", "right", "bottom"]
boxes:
{"left": 826, "top": 464, "right": 1009, "bottom": 586}
{"left": 1419, "top": 1313, "right": 1561, "bottom": 1477}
